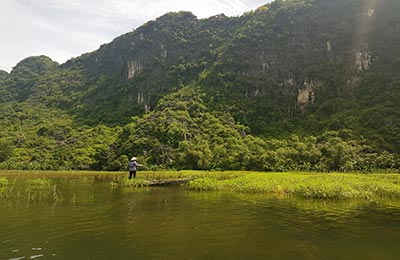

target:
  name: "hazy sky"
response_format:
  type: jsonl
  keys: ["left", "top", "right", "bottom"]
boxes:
{"left": 0, "top": 0, "right": 270, "bottom": 72}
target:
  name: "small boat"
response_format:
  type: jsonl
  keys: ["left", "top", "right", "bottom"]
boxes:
{"left": 148, "top": 178, "right": 194, "bottom": 186}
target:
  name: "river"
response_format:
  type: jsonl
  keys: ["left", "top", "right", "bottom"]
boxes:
{"left": 1, "top": 175, "right": 400, "bottom": 259}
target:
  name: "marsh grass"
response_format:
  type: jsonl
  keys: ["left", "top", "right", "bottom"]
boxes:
{"left": 138, "top": 170, "right": 247, "bottom": 180}
{"left": 0, "top": 177, "right": 8, "bottom": 187}
{"left": 51, "top": 185, "right": 64, "bottom": 202}
{"left": 2, "top": 185, "right": 64, "bottom": 203}
{"left": 0, "top": 170, "right": 248, "bottom": 179}
{"left": 111, "top": 178, "right": 151, "bottom": 187}
{"left": 0, "top": 177, "right": 11, "bottom": 200}
{"left": 26, "top": 178, "right": 52, "bottom": 187}
{"left": 0, "top": 176, "right": 63, "bottom": 203}
{"left": 2, "top": 170, "right": 400, "bottom": 201}
{"left": 109, "top": 171, "right": 247, "bottom": 187}
{"left": 187, "top": 172, "right": 400, "bottom": 200}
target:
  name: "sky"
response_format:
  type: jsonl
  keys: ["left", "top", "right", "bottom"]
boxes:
{"left": 0, "top": 0, "right": 270, "bottom": 72}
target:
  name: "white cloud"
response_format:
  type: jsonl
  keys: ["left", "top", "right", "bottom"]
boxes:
{"left": 0, "top": 0, "right": 270, "bottom": 72}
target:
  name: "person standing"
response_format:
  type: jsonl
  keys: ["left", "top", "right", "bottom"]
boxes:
{"left": 128, "top": 157, "right": 142, "bottom": 179}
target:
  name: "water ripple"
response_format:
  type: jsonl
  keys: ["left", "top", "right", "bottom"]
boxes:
{"left": 1, "top": 179, "right": 400, "bottom": 259}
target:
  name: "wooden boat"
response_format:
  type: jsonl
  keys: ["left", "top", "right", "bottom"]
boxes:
{"left": 148, "top": 178, "right": 194, "bottom": 186}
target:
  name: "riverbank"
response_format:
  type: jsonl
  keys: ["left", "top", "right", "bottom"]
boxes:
{"left": 1, "top": 170, "right": 400, "bottom": 200}
{"left": 187, "top": 172, "right": 400, "bottom": 200}
{"left": 109, "top": 171, "right": 400, "bottom": 200}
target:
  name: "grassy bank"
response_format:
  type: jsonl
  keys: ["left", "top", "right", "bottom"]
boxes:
{"left": 187, "top": 172, "right": 400, "bottom": 200}
{"left": 2, "top": 170, "right": 400, "bottom": 200}
{"left": 109, "top": 170, "right": 247, "bottom": 187}
{"left": 0, "top": 177, "right": 9, "bottom": 186}
{"left": 0, "top": 170, "right": 246, "bottom": 179}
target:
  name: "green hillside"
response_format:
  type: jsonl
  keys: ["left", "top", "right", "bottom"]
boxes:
{"left": 0, "top": 0, "right": 399, "bottom": 171}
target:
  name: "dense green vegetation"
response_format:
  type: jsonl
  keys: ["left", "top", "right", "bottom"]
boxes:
{"left": 113, "top": 87, "right": 400, "bottom": 171}
{"left": 1, "top": 0, "right": 400, "bottom": 171}
{"left": 26, "top": 178, "right": 52, "bottom": 187}
{"left": 2, "top": 171, "right": 400, "bottom": 201}
{"left": 0, "top": 177, "right": 9, "bottom": 186}
{"left": 110, "top": 171, "right": 400, "bottom": 200}
{"left": 188, "top": 172, "right": 400, "bottom": 200}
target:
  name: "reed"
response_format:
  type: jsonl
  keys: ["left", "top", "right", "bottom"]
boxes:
{"left": 51, "top": 185, "right": 64, "bottom": 202}
{"left": 0, "top": 177, "right": 8, "bottom": 186}
{"left": 26, "top": 178, "right": 52, "bottom": 187}
{"left": 0, "top": 178, "right": 64, "bottom": 203}
{"left": 187, "top": 172, "right": 400, "bottom": 200}
{"left": 111, "top": 178, "right": 151, "bottom": 187}
{"left": 2, "top": 170, "right": 400, "bottom": 201}
{"left": 109, "top": 171, "right": 248, "bottom": 186}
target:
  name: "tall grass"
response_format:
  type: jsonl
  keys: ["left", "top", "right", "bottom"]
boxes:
{"left": 0, "top": 170, "right": 249, "bottom": 179}
{"left": 26, "top": 178, "right": 52, "bottom": 187}
{"left": 111, "top": 178, "right": 151, "bottom": 187}
{"left": 0, "top": 176, "right": 63, "bottom": 203}
{"left": 2, "top": 170, "right": 400, "bottom": 201}
{"left": 0, "top": 177, "right": 8, "bottom": 186}
{"left": 119, "top": 170, "right": 248, "bottom": 180}
{"left": 187, "top": 172, "right": 400, "bottom": 200}
{"left": 109, "top": 170, "right": 248, "bottom": 187}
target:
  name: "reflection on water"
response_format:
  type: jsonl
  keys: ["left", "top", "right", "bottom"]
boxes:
{"left": 1, "top": 176, "right": 400, "bottom": 260}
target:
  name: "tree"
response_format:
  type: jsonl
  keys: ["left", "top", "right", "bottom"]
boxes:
{"left": 0, "top": 141, "right": 13, "bottom": 162}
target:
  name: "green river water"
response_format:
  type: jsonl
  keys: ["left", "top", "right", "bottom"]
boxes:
{"left": 1, "top": 175, "right": 400, "bottom": 259}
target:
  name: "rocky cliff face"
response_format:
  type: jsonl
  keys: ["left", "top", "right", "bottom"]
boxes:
{"left": 197, "top": 0, "right": 399, "bottom": 134}
{"left": 58, "top": 12, "right": 242, "bottom": 122}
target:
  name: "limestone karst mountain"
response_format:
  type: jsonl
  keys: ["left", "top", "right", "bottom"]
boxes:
{"left": 1, "top": 0, "right": 399, "bottom": 170}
